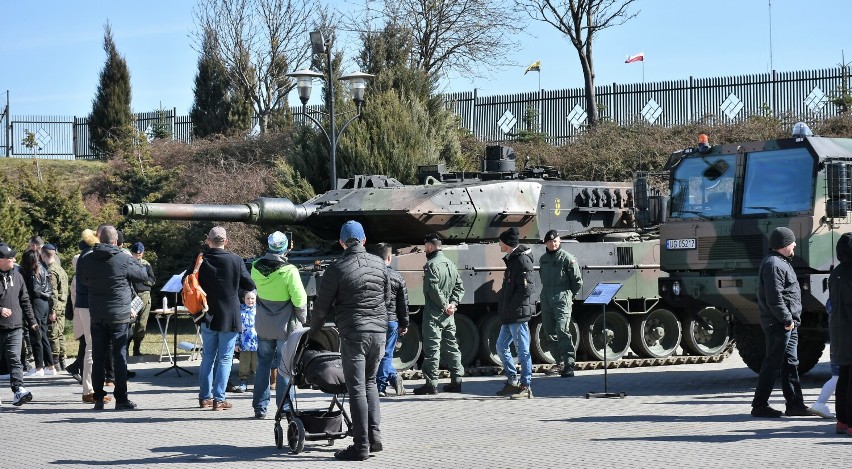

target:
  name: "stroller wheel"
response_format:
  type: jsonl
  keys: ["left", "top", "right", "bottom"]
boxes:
{"left": 287, "top": 418, "right": 305, "bottom": 454}
{"left": 274, "top": 423, "right": 284, "bottom": 450}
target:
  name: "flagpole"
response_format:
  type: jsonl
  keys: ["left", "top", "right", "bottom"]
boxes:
{"left": 537, "top": 69, "right": 542, "bottom": 134}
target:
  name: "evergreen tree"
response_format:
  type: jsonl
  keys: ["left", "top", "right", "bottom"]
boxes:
{"left": 88, "top": 23, "right": 133, "bottom": 158}
{"left": 0, "top": 174, "right": 32, "bottom": 252}
{"left": 191, "top": 28, "right": 244, "bottom": 138}
{"left": 18, "top": 169, "right": 94, "bottom": 267}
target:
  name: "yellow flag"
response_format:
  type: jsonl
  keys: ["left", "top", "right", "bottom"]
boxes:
{"left": 524, "top": 60, "right": 541, "bottom": 75}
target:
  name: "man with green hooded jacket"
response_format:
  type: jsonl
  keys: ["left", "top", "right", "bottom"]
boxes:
{"left": 413, "top": 233, "right": 465, "bottom": 395}
{"left": 538, "top": 230, "right": 582, "bottom": 377}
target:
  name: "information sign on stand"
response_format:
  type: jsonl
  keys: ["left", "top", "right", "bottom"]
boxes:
{"left": 584, "top": 282, "right": 626, "bottom": 399}
{"left": 156, "top": 271, "right": 193, "bottom": 377}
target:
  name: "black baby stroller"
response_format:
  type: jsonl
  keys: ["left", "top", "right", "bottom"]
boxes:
{"left": 273, "top": 326, "right": 352, "bottom": 453}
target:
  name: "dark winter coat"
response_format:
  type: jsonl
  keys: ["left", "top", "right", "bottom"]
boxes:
{"left": 0, "top": 268, "right": 36, "bottom": 330}
{"left": 24, "top": 261, "right": 52, "bottom": 321}
{"left": 310, "top": 244, "right": 390, "bottom": 336}
{"left": 186, "top": 247, "right": 256, "bottom": 333}
{"left": 828, "top": 233, "right": 852, "bottom": 365}
{"left": 386, "top": 267, "right": 410, "bottom": 328}
{"left": 132, "top": 259, "right": 156, "bottom": 293}
{"left": 757, "top": 251, "right": 802, "bottom": 328}
{"left": 77, "top": 243, "right": 150, "bottom": 324}
{"left": 498, "top": 245, "right": 536, "bottom": 325}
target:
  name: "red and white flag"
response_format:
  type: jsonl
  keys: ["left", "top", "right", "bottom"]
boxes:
{"left": 625, "top": 52, "right": 645, "bottom": 63}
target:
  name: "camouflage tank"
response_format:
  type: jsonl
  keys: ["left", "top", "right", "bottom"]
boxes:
{"left": 650, "top": 127, "right": 852, "bottom": 374}
{"left": 124, "top": 146, "right": 711, "bottom": 372}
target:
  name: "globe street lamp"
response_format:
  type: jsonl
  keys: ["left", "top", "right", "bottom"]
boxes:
{"left": 288, "top": 31, "right": 374, "bottom": 190}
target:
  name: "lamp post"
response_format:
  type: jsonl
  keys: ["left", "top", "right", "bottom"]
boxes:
{"left": 288, "top": 31, "right": 374, "bottom": 190}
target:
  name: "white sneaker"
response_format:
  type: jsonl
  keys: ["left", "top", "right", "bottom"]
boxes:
{"left": 808, "top": 402, "right": 835, "bottom": 419}
{"left": 13, "top": 387, "right": 32, "bottom": 406}
{"left": 26, "top": 368, "right": 44, "bottom": 377}
{"left": 44, "top": 368, "right": 56, "bottom": 376}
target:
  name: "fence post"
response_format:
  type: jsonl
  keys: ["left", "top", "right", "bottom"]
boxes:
{"left": 4, "top": 90, "right": 10, "bottom": 157}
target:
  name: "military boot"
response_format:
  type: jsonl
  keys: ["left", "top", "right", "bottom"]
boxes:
{"left": 59, "top": 356, "right": 67, "bottom": 371}
{"left": 132, "top": 339, "right": 142, "bottom": 357}
{"left": 413, "top": 383, "right": 438, "bottom": 395}
{"left": 442, "top": 381, "right": 462, "bottom": 393}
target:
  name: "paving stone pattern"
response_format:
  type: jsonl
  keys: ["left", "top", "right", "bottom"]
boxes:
{"left": 2, "top": 350, "right": 847, "bottom": 468}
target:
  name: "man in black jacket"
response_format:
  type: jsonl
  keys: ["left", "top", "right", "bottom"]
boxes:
{"left": 751, "top": 227, "right": 811, "bottom": 418}
{"left": 77, "top": 226, "right": 150, "bottom": 410}
{"left": 310, "top": 220, "right": 390, "bottom": 461}
{"left": 494, "top": 227, "right": 536, "bottom": 400}
{"left": 0, "top": 243, "right": 38, "bottom": 406}
{"left": 190, "top": 226, "right": 256, "bottom": 411}
{"left": 371, "top": 242, "right": 409, "bottom": 398}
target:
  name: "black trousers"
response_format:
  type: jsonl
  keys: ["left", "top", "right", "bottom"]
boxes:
{"left": 752, "top": 325, "right": 804, "bottom": 409}
{"left": 91, "top": 322, "right": 131, "bottom": 403}
{"left": 837, "top": 365, "right": 852, "bottom": 426}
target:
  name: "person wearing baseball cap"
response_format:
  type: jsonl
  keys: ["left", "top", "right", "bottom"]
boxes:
{"left": 129, "top": 242, "right": 156, "bottom": 357}
{"left": 539, "top": 230, "right": 583, "bottom": 378}
{"left": 0, "top": 243, "right": 37, "bottom": 406}
{"left": 751, "top": 227, "right": 810, "bottom": 418}
{"left": 309, "top": 220, "right": 390, "bottom": 461}
{"left": 189, "top": 225, "right": 256, "bottom": 411}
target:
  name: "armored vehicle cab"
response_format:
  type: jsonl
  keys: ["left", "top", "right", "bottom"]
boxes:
{"left": 655, "top": 127, "right": 852, "bottom": 373}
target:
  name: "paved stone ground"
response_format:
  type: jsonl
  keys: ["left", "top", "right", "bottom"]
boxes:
{"left": 2, "top": 349, "right": 848, "bottom": 468}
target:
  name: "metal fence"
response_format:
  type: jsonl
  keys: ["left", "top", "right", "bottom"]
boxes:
{"left": 1, "top": 66, "right": 848, "bottom": 159}
{"left": 443, "top": 67, "right": 847, "bottom": 144}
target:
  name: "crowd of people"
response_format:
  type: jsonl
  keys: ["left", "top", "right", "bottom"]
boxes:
{"left": 1, "top": 222, "right": 849, "bottom": 457}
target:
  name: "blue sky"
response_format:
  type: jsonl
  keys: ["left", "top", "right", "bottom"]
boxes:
{"left": 1, "top": 0, "right": 850, "bottom": 116}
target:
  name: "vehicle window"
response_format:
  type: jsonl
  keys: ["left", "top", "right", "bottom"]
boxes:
{"left": 670, "top": 155, "right": 736, "bottom": 219}
{"left": 741, "top": 148, "right": 814, "bottom": 215}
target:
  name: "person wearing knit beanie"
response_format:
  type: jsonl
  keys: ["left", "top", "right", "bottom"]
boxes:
{"left": 498, "top": 227, "right": 520, "bottom": 248}
{"left": 751, "top": 226, "right": 807, "bottom": 418}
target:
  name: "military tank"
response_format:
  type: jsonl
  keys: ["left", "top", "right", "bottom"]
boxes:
{"left": 124, "top": 146, "right": 730, "bottom": 373}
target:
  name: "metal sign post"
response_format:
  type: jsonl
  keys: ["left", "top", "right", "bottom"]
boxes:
{"left": 584, "top": 282, "right": 626, "bottom": 399}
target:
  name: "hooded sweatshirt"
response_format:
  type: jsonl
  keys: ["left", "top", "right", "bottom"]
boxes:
{"left": 251, "top": 252, "right": 307, "bottom": 340}
{"left": 0, "top": 268, "right": 36, "bottom": 330}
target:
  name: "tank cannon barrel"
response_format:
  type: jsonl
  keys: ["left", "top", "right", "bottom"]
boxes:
{"left": 121, "top": 197, "right": 315, "bottom": 225}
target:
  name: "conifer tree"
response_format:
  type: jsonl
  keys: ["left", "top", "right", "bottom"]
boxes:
{"left": 88, "top": 23, "right": 133, "bottom": 157}
{"left": 191, "top": 28, "right": 242, "bottom": 138}
{"left": 0, "top": 175, "right": 32, "bottom": 252}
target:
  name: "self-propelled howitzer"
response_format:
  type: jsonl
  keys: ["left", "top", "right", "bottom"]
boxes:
{"left": 124, "top": 146, "right": 725, "bottom": 373}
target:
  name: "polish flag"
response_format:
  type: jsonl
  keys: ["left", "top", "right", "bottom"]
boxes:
{"left": 625, "top": 52, "right": 645, "bottom": 63}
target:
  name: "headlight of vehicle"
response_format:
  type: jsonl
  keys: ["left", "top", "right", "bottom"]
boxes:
{"left": 672, "top": 280, "right": 682, "bottom": 296}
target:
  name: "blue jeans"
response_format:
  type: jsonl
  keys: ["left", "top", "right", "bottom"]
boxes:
{"left": 252, "top": 337, "right": 293, "bottom": 415}
{"left": 497, "top": 322, "right": 532, "bottom": 387}
{"left": 752, "top": 325, "right": 804, "bottom": 409}
{"left": 199, "top": 324, "right": 239, "bottom": 402}
{"left": 376, "top": 321, "right": 399, "bottom": 392}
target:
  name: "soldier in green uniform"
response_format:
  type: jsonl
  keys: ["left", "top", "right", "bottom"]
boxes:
{"left": 414, "top": 233, "right": 465, "bottom": 395}
{"left": 129, "top": 242, "right": 156, "bottom": 356}
{"left": 42, "top": 244, "right": 69, "bottom": 371}
{"left": 538, "top": 230, "right": 582, "bottom": 377}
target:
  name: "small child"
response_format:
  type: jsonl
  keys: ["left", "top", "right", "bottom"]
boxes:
{"left": 235, "top": 291, "right": 259, "bottom": 393}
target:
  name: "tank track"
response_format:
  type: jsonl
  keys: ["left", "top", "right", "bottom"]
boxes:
{"left": 397, "top": 344, "right": 734, "bottom": 380}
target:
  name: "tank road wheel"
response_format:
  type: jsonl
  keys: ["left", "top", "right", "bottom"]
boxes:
{"left": 440, "top": 313, "right": 479, "bottom": 368}
{"left": 530, "top": 317, "right": 581, "bottom": 364}
{"left": 581, "top": 310, "right": 631, "bottom": 361}
{"left": 630, "top": 309, "right": 682, "bottom": 359}
{"left": 393, "top": 322, "right": 422, "bottom": 371}
{"left": 733, "top": 323, "right": 764, "bottom": 373}
{"left": 274, "top": 422, "right": 284, "bottom": 449}
{"left": 287, "top": 417, "right": 305, "bottom": 454}
{"left": 530, "top": 316, "right": 555, "bottom": 364}
{"left": 681, "top": 307, "right": 730, "bottom": 356}
{"left": 478, "top": 314, "right": 514, "bottom": 366}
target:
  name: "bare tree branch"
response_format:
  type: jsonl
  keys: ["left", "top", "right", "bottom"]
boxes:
{"left": 381, "top": 0, "right": 527, "bottom": 79}
{"left": 517, "top": 0, "right": 638, "bottom": 128}
{"left": 193, "top": 0, "right": 323, "bottom": 133}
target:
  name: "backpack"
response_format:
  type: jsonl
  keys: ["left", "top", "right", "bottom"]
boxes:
{"left": 182, "top": 254, "right": 208, "bottom": 323}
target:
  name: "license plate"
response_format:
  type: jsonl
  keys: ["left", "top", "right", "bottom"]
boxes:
{"left": 666, "top": 238, "right": 696, "bottom": 250}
